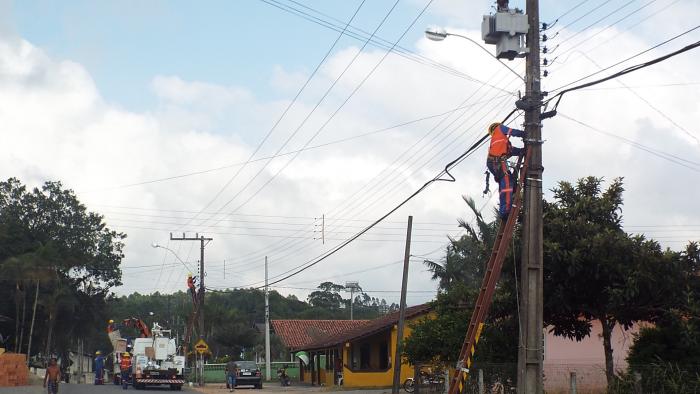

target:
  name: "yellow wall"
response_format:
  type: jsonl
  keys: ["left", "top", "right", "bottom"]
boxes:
{"left": 323, "top": 369, "right": 335, "bottom": 386}
{"left": 342, "top": 316, "right": 426, "bottom": 388}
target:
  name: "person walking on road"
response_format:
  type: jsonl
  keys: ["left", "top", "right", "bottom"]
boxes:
{"left": 44, "top": 358, "right": 61, "bottom": 394}
{"left": 225, "top": 359, "right": 238, "bottom": 392}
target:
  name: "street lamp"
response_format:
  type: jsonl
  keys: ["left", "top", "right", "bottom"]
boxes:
{"left": 152, "top": 243, "right": 194, "bottom": 271}
{"left": 424, "top": 26, "right": 524, "bottom": 82}
{"left": 344, "top": 281, "right": 361, "bottom": 320}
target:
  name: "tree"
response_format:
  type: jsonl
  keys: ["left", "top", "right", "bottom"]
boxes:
{"left": 307, "top": 282, "right": 345, "bottom": 309}
{"left": 627, "top": 242, "right": 700, "bottom": 369}
{"left": 543, "top": 176, "right": 676, "bottom": 388}
{"left": 405, "top": 196, "right": 519, "bottom": 367}
{"left": 0, "top": 178, "right": 125, "bottom": 360}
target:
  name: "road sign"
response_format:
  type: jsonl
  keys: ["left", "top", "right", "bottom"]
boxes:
{"left": 194, "top": 339, "right": 209, "bottom": 354}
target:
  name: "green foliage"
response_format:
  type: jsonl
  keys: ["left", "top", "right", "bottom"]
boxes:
{"left": 609, "top": 361, "right": 700, "bottom": 394}
{"left": 626, "top": 242, "right": 700, "bottom": 369}
{"left": 0, "top": 177, "right": 125, "bottom": 361}
{"left": 307, "top": 281, "right": 346, "bottom": 309}
{"left": 104, "top": 284, "right": 393, "bottom": 360}
{"left": 404, "top": 196, "right": 518, "bottom": 366}
{"left": 543, "top": 176, "right": 687, "bottom": 389}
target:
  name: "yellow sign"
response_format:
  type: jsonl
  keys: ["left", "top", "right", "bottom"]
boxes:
{"left": 194, "top": 339, "right": 209, "bottom": 354}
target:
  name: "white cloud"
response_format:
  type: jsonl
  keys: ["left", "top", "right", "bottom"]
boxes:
{"left": 269, "top": 65, "right": 309, "bottom": 93}
{"left": 1, "top": 8, "right": 698, "bottom": 304}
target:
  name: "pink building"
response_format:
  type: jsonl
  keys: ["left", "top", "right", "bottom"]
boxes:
{"left": 543, "top": 320, "right": 644, "bottom": 393}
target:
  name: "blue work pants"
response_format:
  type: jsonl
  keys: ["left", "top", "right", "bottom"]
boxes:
{"left": 487, "top": 156, "right": 516, "bottom": 219}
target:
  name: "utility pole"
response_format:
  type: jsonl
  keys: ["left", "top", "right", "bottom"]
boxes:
{"left": 265, "top": 256, "right": 271, "bottom": 382}
{"left": 170, "top": 232, "right": 213, "bottom": 387}
{"left": 391, "top": 216, "right": 413, "bottom": 394}
{"left": 518, "top": 0, "right": 544, "bottom": 391}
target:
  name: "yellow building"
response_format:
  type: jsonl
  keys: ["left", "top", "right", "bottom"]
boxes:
{"left": 294, "top": 304, "right": 431, "bottom": 388}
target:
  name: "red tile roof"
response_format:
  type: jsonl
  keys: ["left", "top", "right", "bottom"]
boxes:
{"left": 301, "top": 303, "right": 432, "bottom": 351}
{"left": 271, "top": 319, "right": 370, "bottom": 351}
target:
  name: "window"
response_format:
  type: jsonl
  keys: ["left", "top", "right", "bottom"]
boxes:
{"left": 379, "top": 341, "right": 388, "bottom": 370}
{"left": 348, "top": 330, "right": 392, "bottom": 372}
{"left": 360, "top": 343, "right": 370, "bottom": 370}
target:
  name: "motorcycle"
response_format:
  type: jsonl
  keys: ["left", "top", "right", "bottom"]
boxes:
{"left": 277, "top": 366, "right": 291, "bottom": 386}
{"left": 403, "top": 370, "right": 445, "bottom": 393}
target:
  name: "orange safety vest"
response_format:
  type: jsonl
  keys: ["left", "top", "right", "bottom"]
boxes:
{"left": 488, "top": 126, "right": 513, "bottom": 157}
{"left": 187, "top": 277, "right": 195, "bottom": 289}
{"left": 120, "top": 358, "right": 131, "bottom": 372}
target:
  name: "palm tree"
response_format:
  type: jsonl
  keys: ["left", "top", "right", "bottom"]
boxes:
{"left": 424, "top": 196, "right": 498, "bottom": 292}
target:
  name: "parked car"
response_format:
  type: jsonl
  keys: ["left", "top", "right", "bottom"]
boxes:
{"left": 235, "top": 361, "right": 263, "bottom": 389}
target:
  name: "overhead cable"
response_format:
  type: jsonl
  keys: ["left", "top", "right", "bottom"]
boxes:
{"left": 548, "top": 39, "right": 700, "bottom": 111}
{"left": 248, "top": 110, "right": 517, "bottom": 289}
{"left": 199, "top": 0, "right": 405, "bottom": 230}
{"left": 179, "top": 0, "right": 368, "bottom": 230}
{"left": 549, "top": 26, "right": 700, "bottom": 94}
{"left": 258, "top": 0, "right": 516, "bottom": 94}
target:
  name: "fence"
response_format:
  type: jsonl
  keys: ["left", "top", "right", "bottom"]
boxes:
{"left": 457, "top": 363, "right": 700, "bottom": 394}
{"left": 195, "top": 362, "right": 300, "bottom": 384}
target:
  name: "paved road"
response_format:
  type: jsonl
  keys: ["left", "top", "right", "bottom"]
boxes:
{"left": 0, "top": 383, "right": 392, "bottom": 394}
{"left": 0, "top": 383, "right": 194, "bottom": 394}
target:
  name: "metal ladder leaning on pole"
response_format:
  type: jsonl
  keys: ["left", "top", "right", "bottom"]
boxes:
{"left": 448, "top": 148, "right": 530, "bottom": 394}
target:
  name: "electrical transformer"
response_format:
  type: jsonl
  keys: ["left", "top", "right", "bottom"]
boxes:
{"left": 481, "top": 9, "right": 529, "bottom": 60}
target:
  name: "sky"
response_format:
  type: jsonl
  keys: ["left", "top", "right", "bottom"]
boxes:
{"left": 1, "top": 0, "right": 699, "bottom": 307}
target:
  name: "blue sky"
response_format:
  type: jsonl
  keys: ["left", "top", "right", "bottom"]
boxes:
{"left": 9, "top": 0, "right": 438, "bottom": 110}
{"left": 7, "top": 0, "right": 578, "bottom": 112}
{"left": 3, "top": 0, "right": 698, "bottom": 297}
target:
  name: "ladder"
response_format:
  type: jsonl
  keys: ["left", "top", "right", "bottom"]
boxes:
{"left": 181, "top": 300, "right": 201, "bottom": 357}
{"left": 448, "top": 149, "right": 530, "bottom": 394}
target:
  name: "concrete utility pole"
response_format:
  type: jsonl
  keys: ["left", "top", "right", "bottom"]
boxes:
{"left": 265, "top": 256, "right": 271, "bottom": 381}
{"left": 391, "top": 216, "right": 413, "bottom": 394}
{"left": 170, "top": 232, "right": 213, "bottom": 387}
{"left": 518, "top": 0, "right": 545, "bottom": 391}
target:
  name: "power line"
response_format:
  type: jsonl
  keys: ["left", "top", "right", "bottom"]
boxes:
{"left": 544, "top": 0, "right": 590, "bottom": 25}
{"left": 81, "top": 97, "right": 507, "bottom": 193}
{"left": 269, "top": 285, "right": 435, "bottom": 294}
{"left": 568, "top": 50, "right": 699, "bottom": 144}
{"left": 553, "top": 0, "right": 613, "bottom": 34}
{"left": 197, "top": 0, "right": 405, "bottom": 230}
{"left": 217, "top": 94, "right": 516, "bottom": 276}
{"left": 205, "top": 91, "right": 517, "bottom": 274}
{"left": 553, "top": 0, "right": 659, "bottom": 59}
{"left": 553, "top": 0, "right": 683, "bottom": 67}
{"left": 92, "top": 36, "right": 522, "bottom": 273}
{"left": 548, "top": 25, "right": 700, "bottom": 94}
{"left": 554, "top": 0, "right": 639, "bottom": 48}
{"left": 577, "top": 81, "right": 700, "bottom": 90}
{"left": 117, "top": 38, "right": 520, "bottom": 284}
{"left": 244, "top": 109, "right": 516, "bottom": 289}
{"left": 109, "top": 224, "right": 456, "bottom": 243}
{"left": 180, "top": 0, "right": 368, "bottom": 230}
{"left": 547, "top": 39, "right": 700, "bottom": 122}
{"left": 558, "top": 113, "right": 700, "bottom": 172}
{"left": 258, "top": 0, "right": 516, "bottom": 94}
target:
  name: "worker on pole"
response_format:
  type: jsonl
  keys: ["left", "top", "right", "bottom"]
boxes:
{"left": 187, "top": 273, "right": 198, "bottom": 304}
{"left": 486, "top": 122, "right": 526, "bottom": 219}
{"left": 107, "top": 319, "right": 116, "bottom": 333}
